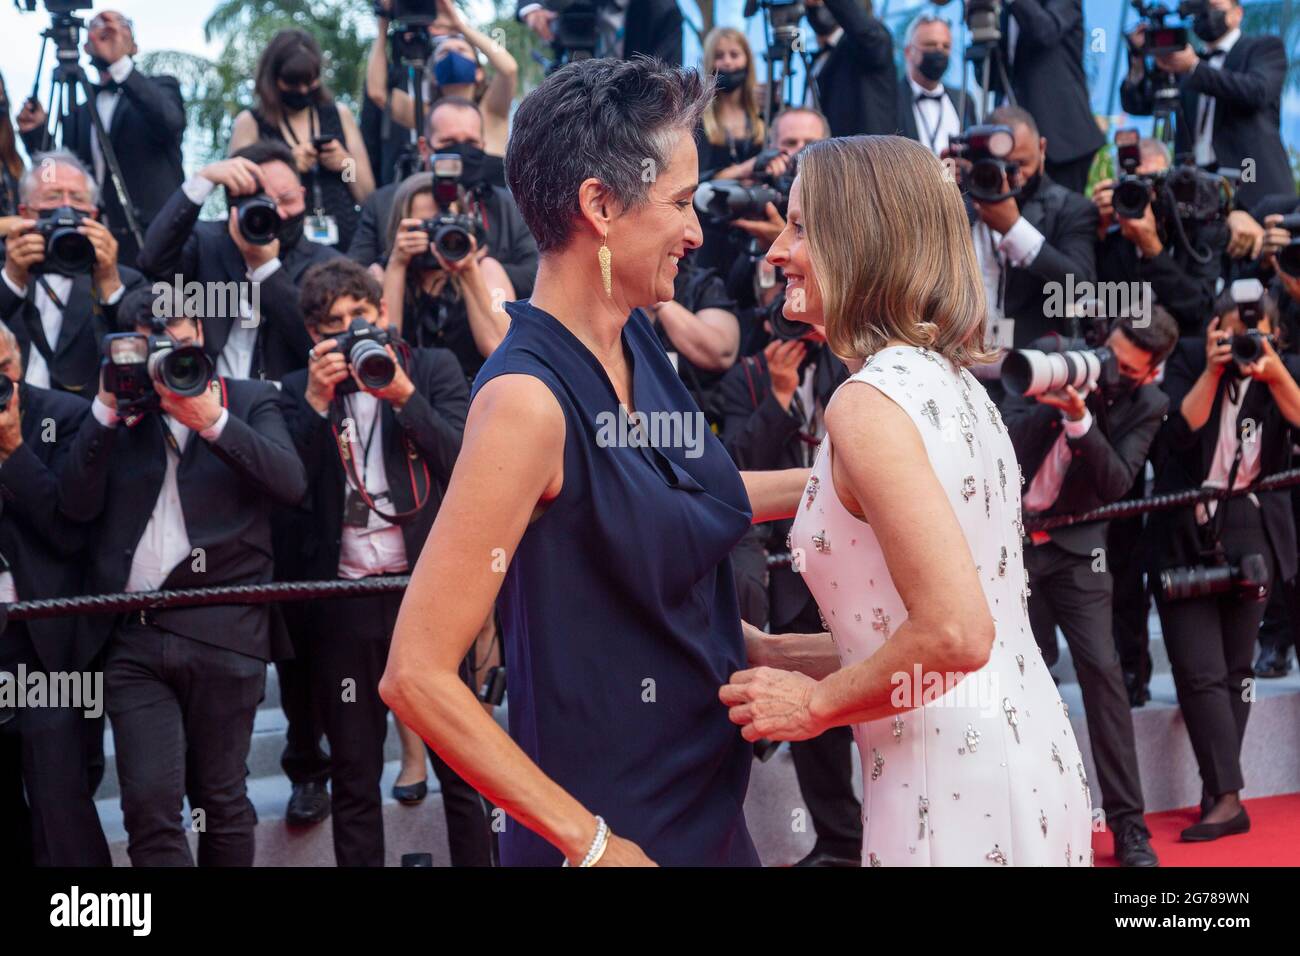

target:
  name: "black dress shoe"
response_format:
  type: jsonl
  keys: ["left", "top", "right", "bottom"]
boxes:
{"left": 285, "top": 780, "right": 330, "bottom": 826}
{"left": 793, "top": 847, "right": 860, "bottom": 867}
{"left": 1114, "top": 826, "right": 1159, "bottom": 867}
{"left": 1254, "top": 645, "right": 1292, "bottom": 679}
{"left": 391, "top": 779, "right": 428, "bottom": 805}
{"left": 1180, "top": 808, "right": 1250, "bottom": 842}
{"left": 1123, "top": 670, "right": 1150, "bottom": 708}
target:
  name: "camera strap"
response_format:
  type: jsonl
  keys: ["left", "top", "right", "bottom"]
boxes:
{"left": 329, "top": 387, "right": 431, "bottom": 527}
{"left": 282, "top": 109, "right": 327, "bottom": 216}
{"left": 1200, "top": 430, "right": 1245, "bottom": 562}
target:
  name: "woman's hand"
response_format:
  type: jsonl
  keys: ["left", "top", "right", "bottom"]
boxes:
{"left": 720, "top": 666, "right": 824, "bottom": 742}
{"left": 316, "top": 137, "right": 351, "bottom": 173}
{"left": 391, "top": 218, "right": 431, "bottom": 269}
{"left": 290, "top": 139, "right": 318, "bottom": 175}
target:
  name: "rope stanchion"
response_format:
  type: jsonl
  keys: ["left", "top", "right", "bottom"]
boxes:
{"left": 1, "top": 576, "right": 411, "bottom": 623}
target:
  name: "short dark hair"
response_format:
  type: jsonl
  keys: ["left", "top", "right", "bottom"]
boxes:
{"left": 232, "top": 138, "right": 299, "bottom": 175}
{"left": 505, "top": 57, "right": 712, "bottom": 254}
{"left": 299, "top": 259, "right": 384, "bottom": 332}
{"left": 254, "top": 29, "right": 333, "bottom": 126}
{"left": 427, "top": 95, "right": 483, "bottom": 138}
{"left": 1117, "top": 305, "right": 1179, "bottom": 366}
{"left": 988, "top": 105, "right": 1040, "bottom": 141}
{"left": 119, "top": 284, "right": 199, "bottom": 334}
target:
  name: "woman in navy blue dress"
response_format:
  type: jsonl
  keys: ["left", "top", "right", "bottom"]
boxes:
{"left": 381, "top": 58, "right": 808, "bottom": 866}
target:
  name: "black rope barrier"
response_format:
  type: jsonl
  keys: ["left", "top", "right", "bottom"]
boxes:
{"left": 2, "top": 576, "right": 411, "bottom": 623}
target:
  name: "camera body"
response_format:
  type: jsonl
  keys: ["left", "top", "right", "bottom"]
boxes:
{"left": 1131, "top": 1, "right": 1203, "bottom": 56}
{"left": 413, "top": 153, "right": 487, "bottom": 268}
{"left": 1226, "top": 277, "right": 1274, "bottom": 362}
{"left": 543, "top": 0, "right": 600, "bottom": 65}
{"left": 948, "top": 125, "right": 1020, "bottom": 203}
{"left": 1274, "top": 212, "right": 1300, "bottom": 276}
{"left": 332, "top": 318, "right": 399, "bottom": 396}
{"left": 101, "top": 332, "right": 215, "bottom": 413}
{"left": 230, "top": 192, "right": 281, "bottom": 246}
{"left": 32, "top": 205, "right": 96, "bottom": 276}
{"left": 1111, "top": 129, "right": 1226, "bottom": 225}
{"left": 965, "top": 0, "right": 1005, "bottom": 45}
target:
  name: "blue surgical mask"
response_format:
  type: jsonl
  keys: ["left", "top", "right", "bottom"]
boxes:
{"left": 434, "top": 52, "right": 477, "bottom": 87}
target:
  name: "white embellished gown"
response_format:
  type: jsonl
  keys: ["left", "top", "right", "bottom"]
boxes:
{"left": 789, "top": 345, "right": 1095, "bottom": 866}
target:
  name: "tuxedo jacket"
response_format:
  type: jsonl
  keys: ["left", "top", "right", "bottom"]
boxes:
{"left": 894, "top": 81, "right": 977, "bottom": 145}
{"left": 1095, "top": 219, "right": 1226, "bottom": 336}
{"left": 1149, "top": 339, "right": 1300, "bottom": 581}
{"left": 1003, "top": 336, "right": 1169, "bottom": 557}
{"left": 980, "top": 175, "right": 1100, "bottom": 347}
{"left": 0, "top": 266, "right": 144, "bottom": 399}
{"left": 58, "top": 379, "right": 308, "bottom": 661}
{"left": 992, "top": 0, "right": 1105, "bottom": 164}
{"left": 21, "top": 71, "right": 186, "bottom": 264}
{"left": 813, "top": 0, "right": 899, "bottom": 138}
{"left": 1120, "top": 34, "right": 1293, "bottom": 210}
{"left": 137, "top": 186, "right": 341, "bottom": 381}
{"left": 274, "top": 346, "right": 469, "bottom": 587}
{"left": 0, "top": 384, "right": 96, "bottom": 671}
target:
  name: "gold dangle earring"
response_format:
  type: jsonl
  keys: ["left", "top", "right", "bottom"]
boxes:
{"left": 598, "top": 233, "right": 613, "bottom": 297}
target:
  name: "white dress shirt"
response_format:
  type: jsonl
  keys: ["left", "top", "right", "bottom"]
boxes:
{"left": 2, "top": 271, "right": 126, "bottom": 389}
{"left": 908, "top": 74, "right": 961, "bottom": 156}
{"left": 1204, "top": 377, "right": 1261, "bottom": 491}
{"left": 90, "top": 57, "right": 134, "bottom": 187}
{"left": 1193, "top": 28, "right": 1241, "bottom": 168}
{"left": 90, "top": 396, "right": 230, "bottom": 592}
{"left": 972, "top": 216, "right": 1046, "bottom": 349}
{"left": 1023, "top": 410, "right": 1095, "bottom": 514}
{"left": 180, "top": 175, "right": 283, "bottom": 380}
{"left": 335, "top": 392, "right": 409, "bottom": 580}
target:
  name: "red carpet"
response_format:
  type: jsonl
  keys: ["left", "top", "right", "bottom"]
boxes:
{"left": 1093, "top": 793, "right": 1300, "bottom": 866}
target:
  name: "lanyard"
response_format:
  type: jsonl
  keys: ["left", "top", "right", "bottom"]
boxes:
{"left": 281, "top": 108, "right": 326, "bottom": 216}
{"left": 343, "top": 395, "right": 383, "bottom": 492}
{"left": 915, "top": 96, "right": 944, "bottom": 154}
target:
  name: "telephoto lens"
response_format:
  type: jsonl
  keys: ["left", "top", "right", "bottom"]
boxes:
{"left": 1160, "top": 553, "right": 1269, "bottom": 603}
{"left": 233, "top": 193, "right": 282, "bottom": 246}
{"left": 1001, "top": 346, "right": 1114, "bottom": 397}
{"left": 693, "top": 180, "right": 782, "bottom": 224}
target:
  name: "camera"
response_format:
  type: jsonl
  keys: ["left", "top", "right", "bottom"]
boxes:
{"left": 1225, "top": 278, "right": 1275, "bottom": 362}
{"left": 12, "top": 1, "right": 93, "bottom": 13}
{"left": 543, "top": 0, "right": 599, "bottom": 67}
{"left": 694, "top": 180, "right": 784, "bottom": 226}
{"left": 101, "top": 332, "right": 214, "bottom": 412}
{"left": 764, "top": 287, "right": 816, "bottom": 342}
{"left": 1130, "top": 1, "right": 1201, "bottom": 57}
{"left": 948, "top": 125, "right": 1019, "bottom": 203}
{"left": 965, "top": 0, "right": 1005, "bottom": 45}
{"left": 332, "top": 318, "right": 398, "bottom": 395}
{"left": 32, "top": 205, "right": 96, "bottom": 276}
{"left": 1112, "top": 127, "right": 1156, "bottom": 220}
{"left": 230, "top": 192, "right": 281, "bottom": 246}
{"left": 414, "top": 153, "right": 487, "bottom": 267}
{"left": 1110, "top": 129, "right": 1226, "bottom": 225}
{"left": 1001, "top": 344, "right": 1119, "bottom": 398}
{"left": 1274, "top": 212, "right": 1300, "bottom": 276}
{"left": 1160, "top": 552, "right": 1268, "bottom": 603}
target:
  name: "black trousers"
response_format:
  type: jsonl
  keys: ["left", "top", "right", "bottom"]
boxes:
{"left": 1045, "top": 151, "right": 1096, "bottom": 194}
{"left": 276, "top": 601, "right": 330, "bottom": 786}
{"left": 783, "top": 602, "right": 862, "bottom": 856}
{"left": 1026, "top": 540, "right": 1148, "bottom": 835}
{"left": 1256, "top": 487, "right": 1300, "bottom": 656}
{"left": 311, "top": 589, "right": 493, "bottom": 867}
{"left": 0, "top": 623, "right": 111, "bottom": 866}
{"left": 1110, "top": 512, "right": 1154, "bottom": 685}
{"left": 1155, "top": 502, "right": 1274, "bottom": 796}
{"left": 105, "top": 621, "right": 266, "bottom": 866}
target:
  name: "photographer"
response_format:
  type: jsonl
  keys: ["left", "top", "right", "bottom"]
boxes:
{"left": 1092, "top": 136, "right": 1226, "bottom": 335}
{"left": 230, "top": 29, "right": 376, "bottom": 251}
{"left": 138, "top": 139, "right": 342, "bottom": 383}
{"left": 16, "top": 10, "right": 185, "bottom": 268}
{"left": 1120, "top": 0, "right": 1292, "bottom": 211}
{"left": 384, "top": 171, "right": 514, "bottom": 384}
{"left": 1151, "top": 284, "right": 1300, "bottom": 841}
{"left": 58, "top": 289, "right": 308, "bottom": 866}
{"left": 278, "top": 259, "right": 489, "bottom": 866}
{"left": 1, "top": 150, "right": 142, "bottom": 398}
{"left": 965, "top": 106, "right": 1099, "bottom": 351}
{"left": 368, "top": 0, "right": 517, "bottom": 189}
{"left": 0, "top": 323, "right": 109, "bottom": 866}
{"left": 804, "top": 0, "right": 897, "bottom": 137}
{"left": 896, "top": 14, "right": 976, "bottom": 156}
{"left": 989, "top": 0, "right": 1104, "bottom": 193}
{"left": 349, "top": 96, "right": 536, "bottom": 303}
{"left": 1003, "top": 310, "right": 1178, "bottom": 866}
{"left": 518, "top": 0, "right": 684, "bottom": 65}
{"left": 717, "top": 315, "right": 856, "bottom": 867}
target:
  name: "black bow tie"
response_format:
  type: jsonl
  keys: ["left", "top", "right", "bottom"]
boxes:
{"left": 916, "top": 90, "right": 945, "bottom": 102}
{"left": 97, "top": 80, "right": 122, "bottom": 95}
{"left": 1197, "top": 48, "right": 1225, "bottom": 61}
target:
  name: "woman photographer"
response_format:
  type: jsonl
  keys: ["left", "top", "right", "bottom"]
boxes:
{"left": 230, "top": 29, "right": 376, "bottom": 250}
{"left": 1152, "top": 287, "right": 1300, "bottom": 842}
{"left": 367, "top": 0, "right": 517, "bottom": 188}
{"left": 0, "top": 71, "right": 26, "bottom": 238}
{"left": 382, "top": 172, "right": 515, "bottom": 384}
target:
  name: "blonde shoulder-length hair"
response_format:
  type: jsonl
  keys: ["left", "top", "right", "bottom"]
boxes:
{"left": 700, "top": 27, "right": 765, "bottom": 148}
{"left": 799, "top": 135, "right": 993, "bottom": 369}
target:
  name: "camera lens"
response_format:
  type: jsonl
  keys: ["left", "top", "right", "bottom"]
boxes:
{"left": 1231, "top": 332, "right": 1264, "bottom": 364}
{"left": 969, "top": 160, "right": 1005, "bottom": 200}
{"left": 1113, "top": 178, "right": 1150, "bottom": 220}
{"left": 235, "top": 194, "right": 281, "bottom": 246}
{"left": 47, "top": 226, "right": 96, "bottom": 275}
{"left": 150, "top": 344, "right": 213, "bottom": 397}
{"left": 349, "top": 339, "right": 396, "bottom": 390}
{"left": 434, "top": 223, "right": 472, "bottom": 262}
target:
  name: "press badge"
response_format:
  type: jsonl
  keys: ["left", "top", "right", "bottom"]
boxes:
{"left": 343, "top": 489, "right": 371, "bottom": 528}
{"left": 306, "top": 214, "right": 339, "bottom": 247}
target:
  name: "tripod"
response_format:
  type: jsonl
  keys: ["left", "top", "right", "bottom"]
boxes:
{"left": 387, "top": 17, "right": 436, "bottom": 182}
{"left": 956, "top": 38, "right": 1015, "bottom": 125}
{"left": 29, "top": 13, "right": 144, "bottom": 252}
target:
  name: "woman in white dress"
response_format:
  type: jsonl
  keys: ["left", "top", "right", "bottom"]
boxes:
{"left": 720, "top": 135, "right": 1095, "bottom": 866}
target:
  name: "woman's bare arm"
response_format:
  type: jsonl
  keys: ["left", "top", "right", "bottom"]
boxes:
{"left": 741, "top": 467, "right": 809, "bottom": 523}
{"left": 381, "top": 374, "right": 649, "bottom": 864}
{"left": 744, "top": 620, "right": 840, "bottom": 679}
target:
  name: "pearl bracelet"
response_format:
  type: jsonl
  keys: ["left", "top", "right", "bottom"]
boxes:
{"left": 562, "top": 816, "right": 610, "bottom": 868}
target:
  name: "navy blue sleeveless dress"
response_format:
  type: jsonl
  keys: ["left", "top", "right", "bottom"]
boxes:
{"left": 471, "top": 299, "right": 760, "bottom": 866}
